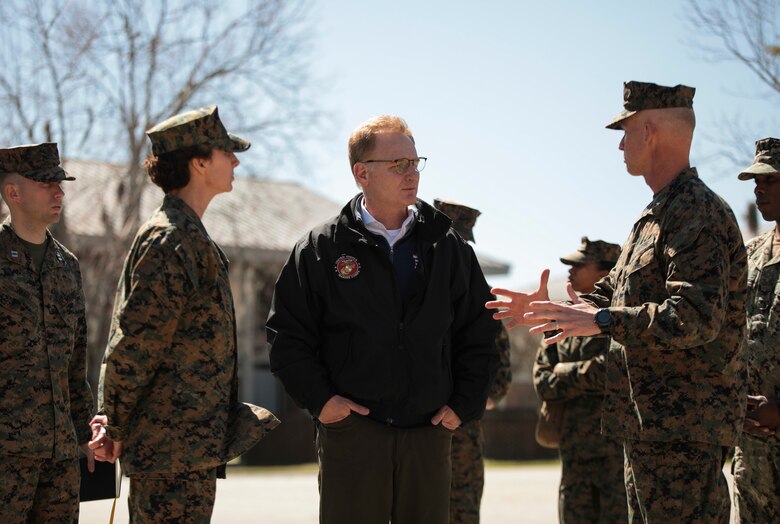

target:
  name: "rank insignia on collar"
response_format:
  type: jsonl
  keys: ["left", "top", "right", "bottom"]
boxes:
{"left": 335, "top": 254, "right": 360, "bottom": 279}
{"left": 10, "top": 250, "right": 18, "bottom": 258}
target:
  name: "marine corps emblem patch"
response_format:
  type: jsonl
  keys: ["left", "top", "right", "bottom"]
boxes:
{"left": 335, "top": 254, "right": 360, "bottom": 279}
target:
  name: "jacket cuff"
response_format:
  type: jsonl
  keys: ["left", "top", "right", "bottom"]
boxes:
{"left": 608, "top": 307, "right": 638, "bottom": 344}
{"left": 310, "top": 384, "right": 338, "bottom": 419}
{"left": 448, "top": 396, "right": 483, "bottom": 425}
{"left": 105, "top": 425, "right": 125, "bottom": 442}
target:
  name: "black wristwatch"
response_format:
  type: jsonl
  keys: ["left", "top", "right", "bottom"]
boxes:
{"left": 594, "top": 308, "right": 612, "bottom": 334}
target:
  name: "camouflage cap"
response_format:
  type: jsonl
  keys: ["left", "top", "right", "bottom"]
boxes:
{"left": 738, "top": 137, "right": 780, "bottom": 180}
{"left": 560, "top": 236, "right": 621, "bottom": 267}
{"left": 146, "top": 105, "right": 251, "bottom": 156}
{"left": 0, "top": 143, "right": 74, "bottom": 182}
{"left": 433, "top": 198, "right": 481, "bottom": 242}
{"left": 606, "top": 81, "right": 695, "bottom": 130}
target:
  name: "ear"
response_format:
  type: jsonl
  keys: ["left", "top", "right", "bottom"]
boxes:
{"left": 353, "top": 162, "right": 369, "bottom": 189}
{"left": 3, "top": 181, "right": 21, "bottom": 205}
{"left": 643, "top": 120, "right": 656, "bottom": 145}
{"left": 188, "top": 157, "right": 209, "bottom": 178}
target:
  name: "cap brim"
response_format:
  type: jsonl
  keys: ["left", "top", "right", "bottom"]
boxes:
{"left": 738, "top": 162, "right": 780, "bottom": 180}
{"left": 23, "top": 166, "right": 74, "bottom": 183}
{"left": 605, "top": 110, "right": 637, "bottom": 130}
{"left": 228, "top": 133, "right": 251, "bottom": 152}
{"left": 560, "top": 252, "right": 587, "bottom": 265}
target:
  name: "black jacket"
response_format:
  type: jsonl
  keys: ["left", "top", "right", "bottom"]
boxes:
{"left": 266, "top": 195, "right": 500, "bottom": 427}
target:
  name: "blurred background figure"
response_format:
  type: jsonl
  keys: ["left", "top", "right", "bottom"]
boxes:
{"left": 532, "top": 237, "right": 625, "bottom": 523}
{"left": 433, "top": 198, "right": 512, "bottom": 524}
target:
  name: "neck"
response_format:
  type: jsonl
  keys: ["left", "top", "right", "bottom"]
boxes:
{"left": 169, "top": 186, "right": 214, "bottom": 218}
{"left": 364, "top": 198, "right": 408, "bottom": 230}
{"left": 644, "top": 159, "right": 690, "bottom": 194}
{"left": 9, "top": 215, "right": 48, "bottom": 244}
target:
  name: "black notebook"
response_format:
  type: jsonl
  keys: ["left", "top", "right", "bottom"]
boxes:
{"left": 79, "top": 458, "right": 122, "bottom": 502}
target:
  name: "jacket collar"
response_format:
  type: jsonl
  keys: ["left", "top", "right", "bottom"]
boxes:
{"left": 639, "top": 167, "right": 698, "bottom": 220}
{"left": 161, "top": 194, "right": 208, "bottom": 236}
{"left": 334, "top": 193, "right": 452, "bottom": 246}
{"left": 1, "top": 218, "right": 66, "bottom": 272}
{"left": 752, "top": 229, "right": 780, "bottom": 269}
{"left": 160, "top": 194, "right": 230, "bottom": 269}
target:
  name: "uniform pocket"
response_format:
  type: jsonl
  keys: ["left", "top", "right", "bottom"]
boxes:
{"left": 626, "top": 245, "right": 656, "bottom": 276}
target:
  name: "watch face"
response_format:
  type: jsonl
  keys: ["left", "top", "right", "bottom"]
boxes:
{"left": 596, "top": 309, "right": 611, "bottom": 326}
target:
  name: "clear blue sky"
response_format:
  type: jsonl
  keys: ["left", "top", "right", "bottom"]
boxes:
{"left": 278, "top": 0, "right": 778, "bottom": 288}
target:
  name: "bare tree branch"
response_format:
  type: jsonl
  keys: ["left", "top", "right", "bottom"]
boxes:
{"left": 0, "top": 0, "right": 325, "bottom": 390}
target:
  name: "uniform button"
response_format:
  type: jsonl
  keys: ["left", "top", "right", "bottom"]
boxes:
{"left": 386, "top": 418, "right": 394, "bottom": 425}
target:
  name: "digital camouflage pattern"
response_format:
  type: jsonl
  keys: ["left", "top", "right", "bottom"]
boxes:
{"left": 146, "top": 105, "right": 251, "bottom": 156}
{"left": 128, "top": 469, "right": 217, "bottom": 524}
{"left": 606, "top": 80, "right": 695, "bottom": 130}
{"left": 0, "top": 142, "right": 74, "bottom": 182}
{"left": 583, "top": 169, "right": 747, "bottom": 446}
{"left": 488, "top": 324, "right": 512, "bottom": 401}
{"left": 738, "top": 137, "right": 780, "bottom": 180}
{"left": 0, "top": 457, "right": 80, "bottom": 524}
{"left": 533, "top": 334, "right": 626, "bottom": 523}
{"left": 559, "top": 236, "right": 621, "bottom": 266}
{"left": 450, "top": 420, "right": 484, "bottom": 524}
{"left": 449, "top": 325, "right": 511, "bottom": 524}
{"left": 624, "top": 440, "right": 730, "bottom": 523}
{"left": 433, "top": 198, "right": 481, "bottom": 242}
{"left": 0, "top": 221, "right": 93, "bottom": 458}
{"left": 732, "top": 231, "right": 780, "bottom": 523}
{"left": 439, "top": 198, "right": 511, "bottom": 523}
{"left": 580, "top": 168, "right": 746, "bottom": 520}
{"left": 99, "top": 195, "right": 278, "bottom": 477}
{"left": 733, "top": 437, "right": 780, "bottom": 524}
{"left": 0, "top": 221, "right": 92, "bottom": 521}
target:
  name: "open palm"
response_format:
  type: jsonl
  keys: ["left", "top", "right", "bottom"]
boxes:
{"left": 485, "top": 269, "right": 550, "bottom": 329}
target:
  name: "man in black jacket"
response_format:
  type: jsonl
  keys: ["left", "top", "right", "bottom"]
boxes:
{"left": 267, "top": 115, "right": 499, "bottom": 524}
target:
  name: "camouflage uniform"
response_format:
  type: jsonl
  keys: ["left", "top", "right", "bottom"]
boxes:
{"left": 98, "top": 107, "right": 278, "bottom": 523}
{"left": 450, "top": 326, "right": 511, "bottom": 524}
{"left": 433, "top": 199, "right": 513, "bottom": 524}
{"left": 585, "top": 82, "right": 747, "bottom": 523}
{"left": 732, "top": 138, "right": 780, "bottom": 523}
{"left": 0, "top": 143, "right": 92, "bottom": 524}
{"left": 533, "top": 237, "right": 626, "bottom": 524}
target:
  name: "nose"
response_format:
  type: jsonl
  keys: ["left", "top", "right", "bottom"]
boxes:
{"left": 54, "top": 183, "right": 64, "bottom": 199}
{"left": 231, "top": 153, "right": 240, "bottom": 168}
{"left": 619, "top": 135, "right": 626, "bottom": 151}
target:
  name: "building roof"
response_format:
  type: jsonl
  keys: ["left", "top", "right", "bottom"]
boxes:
{"left": 61, "top": 159, "right": 509, "bottom": 273}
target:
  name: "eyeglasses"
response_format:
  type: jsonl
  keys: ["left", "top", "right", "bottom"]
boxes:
{"left": 361, "top": 157, "right": 427, "bottom": 175}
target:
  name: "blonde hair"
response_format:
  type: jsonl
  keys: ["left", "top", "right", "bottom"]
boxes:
{"left": 348, "top": 115, "right": 414, "bottom": 168}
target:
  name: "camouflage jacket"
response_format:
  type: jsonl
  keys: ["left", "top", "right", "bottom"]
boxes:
{"left": 99, "top": 195, "right": 277, "bottom": 475}
{"left": 533, "top": 335, "right": 619, "bottom": 458}
{"left": 0, "top": 220, "right": 93, "bottom": 459}
{"left": 744, "top": 231, "right": 780, "bottom": 445}
{"left": 583, "top": 169, "right": 747, "bottom": 446}
{"left": 488, "top": 324, "right": 512, "bottom": 402}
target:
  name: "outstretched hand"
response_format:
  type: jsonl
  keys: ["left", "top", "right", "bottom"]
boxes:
{"left": 525, "top": 282, "right": 600, "bottom": 344}
{"left": 486, "top": 269, "right": 550, "bottom": 329}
